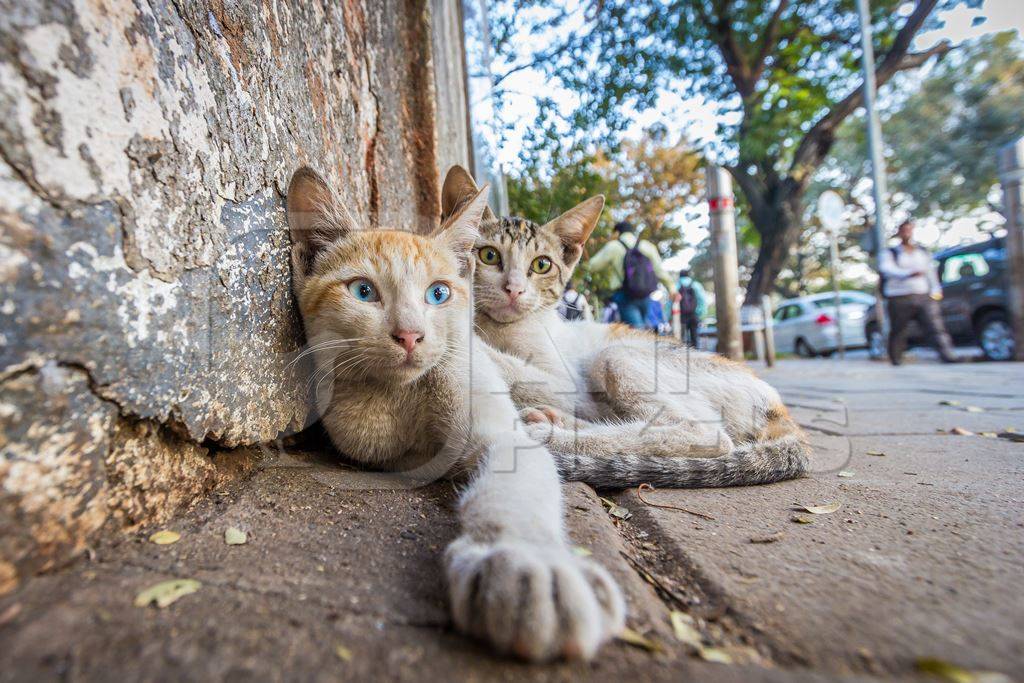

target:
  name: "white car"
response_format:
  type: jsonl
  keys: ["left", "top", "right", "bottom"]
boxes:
{"left": 771, "top": 291, "right": 876, "bottom": 357}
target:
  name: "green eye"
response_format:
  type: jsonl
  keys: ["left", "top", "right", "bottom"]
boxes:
{"left": 531, "top": 256, "right": 553, "bottom": 274}
{"left": 478, "top": 247, "right": 501, "bottom": 266}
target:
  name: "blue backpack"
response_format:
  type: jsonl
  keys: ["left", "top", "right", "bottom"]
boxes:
{"left": 620, "top": 239, "right": 658, "bottom": 299}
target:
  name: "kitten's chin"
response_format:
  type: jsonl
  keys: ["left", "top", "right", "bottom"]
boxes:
{"left": 388, "top": 353, "right": 440, "bottom": 384}
{"left": 481, "top": 303, "right": 530, "bottom": 324}
{"left": 392, "top": 367, "right": 430, "bottom": 384}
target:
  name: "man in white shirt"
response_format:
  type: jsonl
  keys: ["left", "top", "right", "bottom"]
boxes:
{"left": 879, "top": 220, "right": 958, "bottom": 365}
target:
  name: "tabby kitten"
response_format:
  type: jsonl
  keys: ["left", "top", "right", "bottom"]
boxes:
{"left": 440, "top": 166, "right": 808, "bottom": 488}
{"left": 286, "top": 168, "right": 625, "bottom": 662}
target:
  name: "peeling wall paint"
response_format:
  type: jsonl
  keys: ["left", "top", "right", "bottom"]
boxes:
{"left": 1, "top": 0, "right": 471, "bottom": 588}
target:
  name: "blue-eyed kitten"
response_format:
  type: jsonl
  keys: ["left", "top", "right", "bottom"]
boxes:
{"left": 287, "top": 167, "right": 625, "bottom": 662}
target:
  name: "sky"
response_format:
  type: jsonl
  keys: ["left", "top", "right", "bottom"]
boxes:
{"left": 476, "top": 0, "right": 1023, "bottom": 273}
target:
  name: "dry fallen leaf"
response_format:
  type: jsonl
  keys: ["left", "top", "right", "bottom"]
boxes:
{"left": 964, "top": 406, "right": 985, "bottom": 413}
{"left": 794, "top": 502, "right": 841, "bottom": 515}
{"left": 979, "top": 432, "right": 997, "bottom": 438}
{"left": 915, "top": 657, "right": 1010, "bottom": 683}
{"left": 334, "top": 645, "right": 353, "bottom": 662}
{"left": 838, "top": 470, "right": 855, "bottom": 478}
{"left": 572, "top": 546, "right": 592, "bottom": 557}
{"left": 134, "top": 579, "right": 201, "bottom": 608}
{"left": 698, "top": 647, "right": 733, "bottom": 664}
{"left": 0, "top": 603, "right": 22, "bottom": 626}
{"left": 950, "top": 427, "right": 974, "bottom": 436}
{"left": 939, "top": 400, "right": 961, "bottom": 407}
{"left": 866, "top": 450, "right": 886, "bottom": 457}
{"left": 600, "top": 497, "right": 633, "bottom": 521}
{"left": 618, "top": 627, "right": 662, "bottom": 653}
{"left": 225, "top": 527, "right": 247, "bottom": 545}
{"left": 749, "top": 531, "right": 785, "bottom": 544}
{"left": 791, "top": 516, "right": 814, "bottom": 524}
{"left": 148, "top": 530, "right": 180, "bottom": 545}
{"left": 669, "top": 611, "right": 702, "bottom": 648}
{"left": 699, "top": 645, "right": 763, "bottom": 665}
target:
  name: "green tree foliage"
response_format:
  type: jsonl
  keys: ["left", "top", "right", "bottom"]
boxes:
{"left": 829, "top": 31, "right": 1024, "bottom": 218}
{"left": 768, "top": 32, "right": 1024, "bottom": 302}
{"left": 490, "top": 0, "right": 965, "bottom": 302}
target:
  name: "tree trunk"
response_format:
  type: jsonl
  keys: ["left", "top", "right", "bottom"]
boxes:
{"left": 744, "top": 192, "right": 804, "bottom": 304}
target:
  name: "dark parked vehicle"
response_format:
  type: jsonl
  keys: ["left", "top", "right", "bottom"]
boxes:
{"left": 865, "top": 237, "right": 1016, "bottom": 361}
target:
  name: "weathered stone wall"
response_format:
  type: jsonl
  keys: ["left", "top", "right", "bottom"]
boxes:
{"left": 0, "top": 0, "right": 470, "bottom": 591}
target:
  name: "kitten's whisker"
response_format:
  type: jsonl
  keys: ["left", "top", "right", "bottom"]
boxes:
{"left": 313, "top": 353, "right": 370, "bottom": 395}
{"left": 287, "top": 338, "right": 371, "bottom": 368}
{"left": 307, "top": 351, "right": 363, "bottom": 391}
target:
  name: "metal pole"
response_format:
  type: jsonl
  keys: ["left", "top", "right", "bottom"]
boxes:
{"left": 856, "top": 0, "right": 890, "bottom": 342}
{"left": 761, "top": 295, "right": 776, "bottom": 367}
{"left": 829, "top": 231, "right": 846, "bottom": 359}
{"left": 998, "top": 138, "right": 1024, "bottom": 361}
{"left": 706, "top": 166, "right": 743, "bottom": 360}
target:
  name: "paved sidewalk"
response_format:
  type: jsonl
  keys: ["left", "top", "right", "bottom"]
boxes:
{"left": 1, "top": 359, "right": 1020, "bottom": 681}
{"left": 0, "top": 451, "right": 848, "bottom": 683}
{"left": 611, "top": 359, "right": 1023, "bottom": 679}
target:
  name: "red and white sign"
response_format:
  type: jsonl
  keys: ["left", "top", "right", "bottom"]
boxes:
{"left": 708, "top": 197, "right": 734, "bottom": 211}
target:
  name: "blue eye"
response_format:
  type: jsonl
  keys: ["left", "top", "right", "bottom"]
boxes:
{"left": 425, "top": 282, "right": 451, "bottom": 305}
{"left": 348, "top": 278, "right": 379, "bottom": 302}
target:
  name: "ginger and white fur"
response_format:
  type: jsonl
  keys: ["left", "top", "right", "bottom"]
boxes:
{"left": 440, "top": 166, "right": 807, "bottom": 489}
{"left": 286, "top": 168, "right": 625, "bottom": 662}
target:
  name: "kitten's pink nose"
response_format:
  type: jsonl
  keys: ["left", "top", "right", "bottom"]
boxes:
{"left": 391, "top": 329, "right": 424, "bottom": 354}
{"left": 504, "top": 282, "right": 525, "bottom": 302}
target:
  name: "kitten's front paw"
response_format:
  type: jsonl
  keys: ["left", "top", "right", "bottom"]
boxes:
{"left": 445, "top": 537, "right": 626, "bottom": 661}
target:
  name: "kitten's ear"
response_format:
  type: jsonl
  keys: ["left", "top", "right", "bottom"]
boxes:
{"left": 542, "top": 195, "right": 605, "bottom": 266}
{"left": 287, "top": 167, "right": 355, "bottom": 274}
{"left": 441, "top": 165, "right": 496, "bottom": 224}
{"left": 435, "top": 183, "right": 491, "bottom": 275}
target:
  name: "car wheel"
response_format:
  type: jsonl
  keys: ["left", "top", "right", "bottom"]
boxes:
{"left": 866, "top": 322, "right": 885, "bottom": 360}
{"left": 977, "top": 311, "right": 1015, "bottom": 361}
{"left": 795, "top": 338, "right": 815, "bottom": 358}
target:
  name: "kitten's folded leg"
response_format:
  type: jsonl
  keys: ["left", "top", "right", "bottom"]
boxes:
{"left": 483, "top": 344, "right": 580, "bottom": 418}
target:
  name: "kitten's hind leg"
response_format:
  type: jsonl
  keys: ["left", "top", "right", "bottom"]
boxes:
{"left": 525, "top": 418, "right": 732, "bottom": 460}
{"left": 525, "top": 343, "right": 733, "bottom": 458}
{"left": 535, "top": 345, "right": 808, "bottom": 488}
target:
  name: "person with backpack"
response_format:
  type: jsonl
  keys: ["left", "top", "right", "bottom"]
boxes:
{"left": 586, "top": 221, "right": 675, "bottom": 329}
{"left": 879, "top": 219, "right": 959, "bottom": 365}
{"left": 557, "top": 281, "right": 592, "bottom": 321}
{"left": 676, "top": 268, "right": 707, "bottom": 347}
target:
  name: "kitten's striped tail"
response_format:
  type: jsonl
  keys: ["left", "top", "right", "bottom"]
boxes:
{"left": 551, "top": 437, "right": 808, "bottom": 490}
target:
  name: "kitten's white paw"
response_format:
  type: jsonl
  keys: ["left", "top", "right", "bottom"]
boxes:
{"left": 445, "top": 537, "right": 626, "bottom": 661}
{"left": 519, "top": 405, "right": 566, "bottom": 427}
